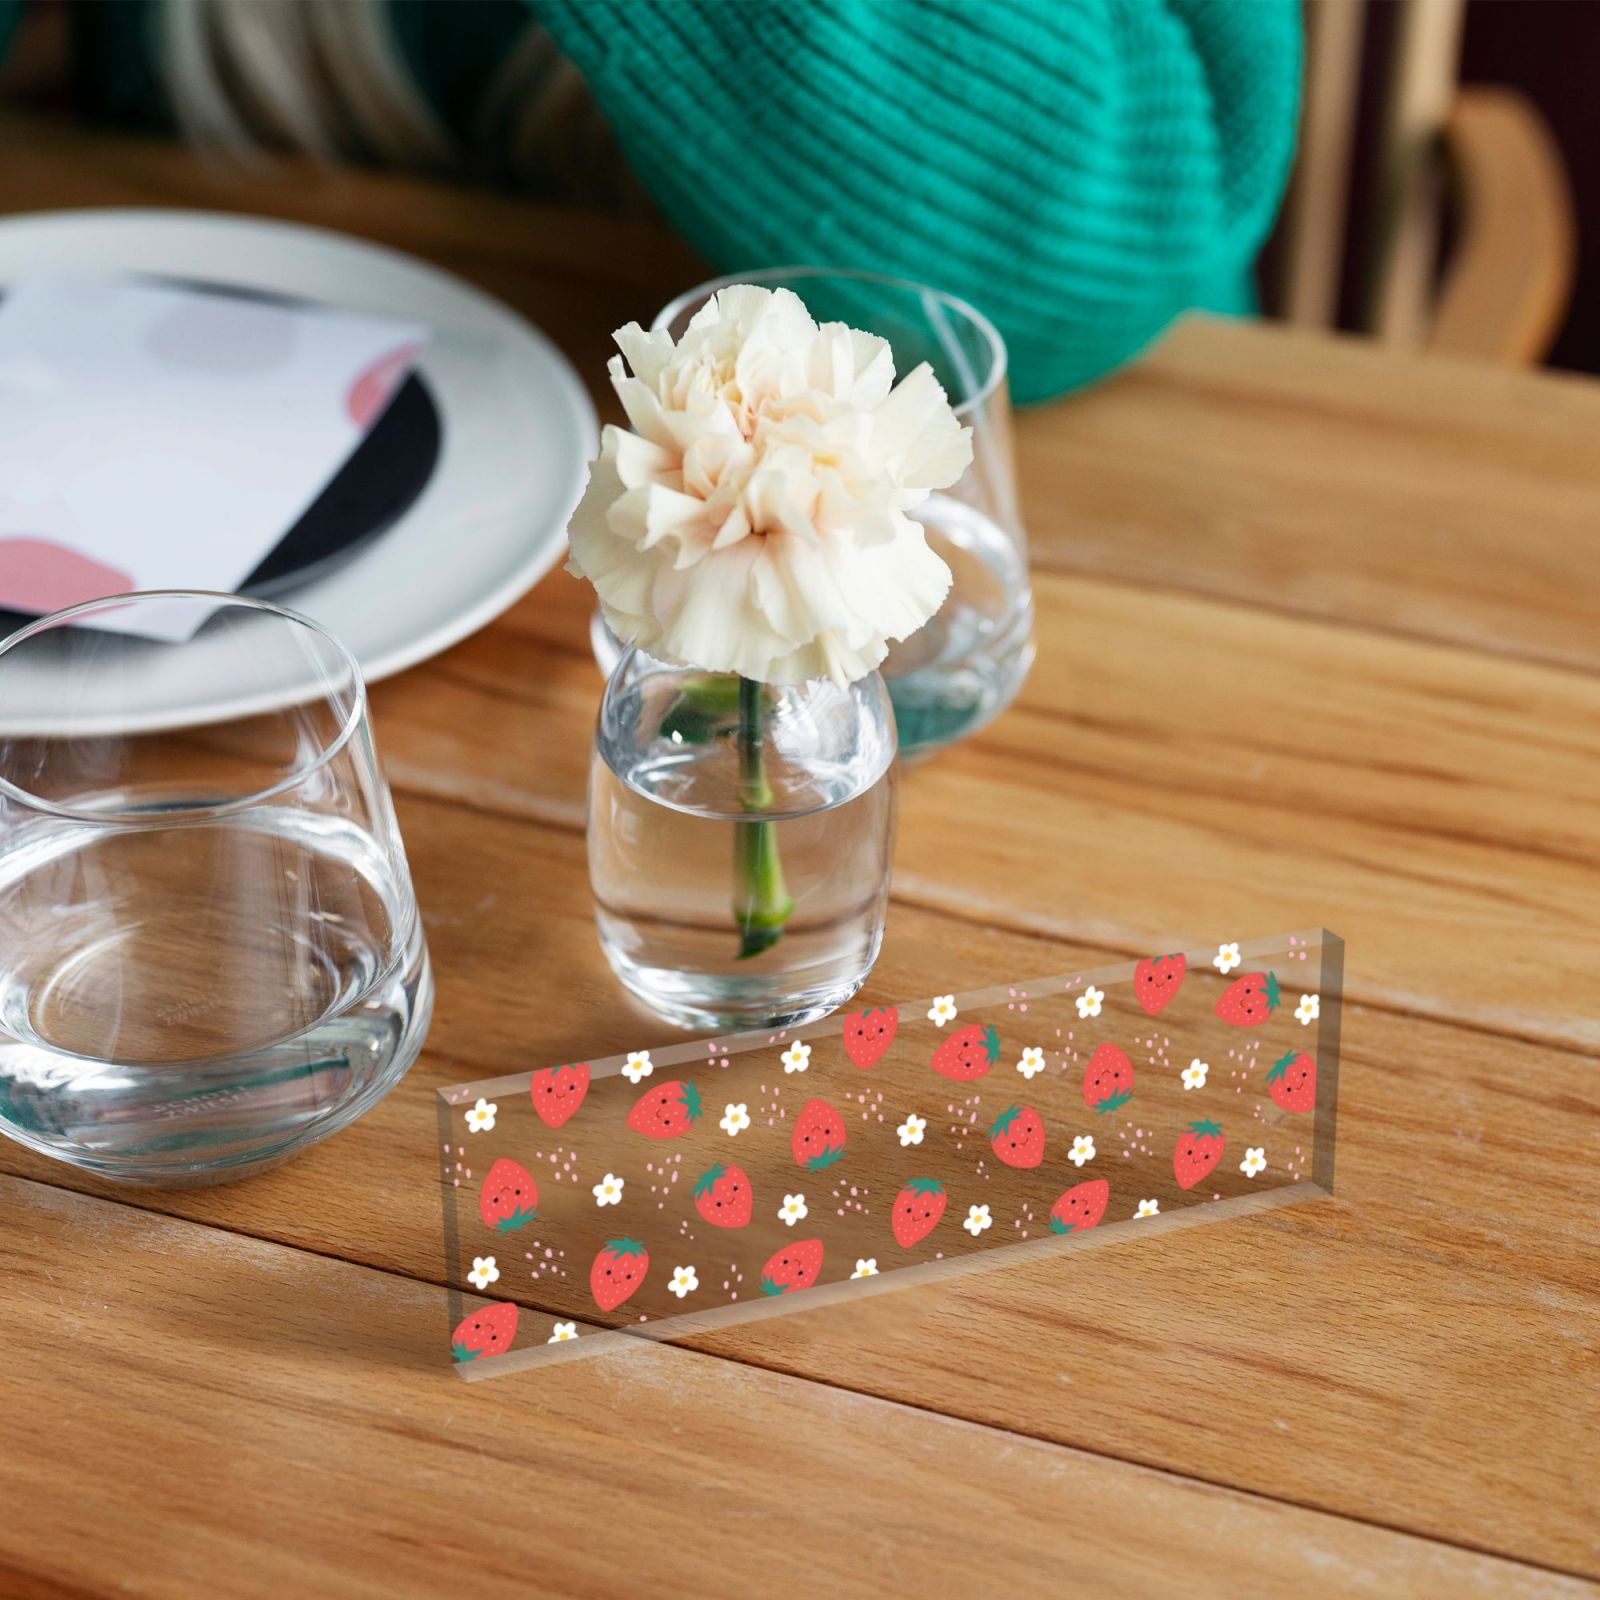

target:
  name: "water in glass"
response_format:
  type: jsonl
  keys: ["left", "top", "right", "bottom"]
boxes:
{"left": 0, "top": 593, "right": 432, "bottom": 1185}
{"left": 590, "top": 650, "right": 897, "bottom": 1031}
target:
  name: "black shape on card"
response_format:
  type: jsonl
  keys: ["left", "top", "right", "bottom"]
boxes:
{"left": 240, "top": 369, "right": 441, "bottom": 598}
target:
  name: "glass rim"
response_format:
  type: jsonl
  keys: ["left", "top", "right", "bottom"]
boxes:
{"left": 652, "top": 265, "right": 1008, "bottom": 419}
{"left": 0, "top": 589, "right": 368, "bottom": 827}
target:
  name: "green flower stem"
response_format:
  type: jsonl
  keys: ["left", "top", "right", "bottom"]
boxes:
{"left": 733, "top": 674, "right": 793, "bottom": 959}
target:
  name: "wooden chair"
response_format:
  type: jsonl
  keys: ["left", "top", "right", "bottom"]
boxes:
{"left": 1274, "top": 0, "right": 1576, "bottom": 365}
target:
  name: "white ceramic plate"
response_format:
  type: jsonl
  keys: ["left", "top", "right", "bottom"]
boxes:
{"left": 0, "top": 209, "right": 595, "bottom": 727}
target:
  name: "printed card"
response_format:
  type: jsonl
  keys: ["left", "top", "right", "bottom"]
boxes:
{"left": 0, "top": 275, "right": 426, "bottom": 639}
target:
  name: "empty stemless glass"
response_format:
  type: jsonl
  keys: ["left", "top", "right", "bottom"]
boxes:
{"left": 0, "top": 592, "right": 432, "bottom": 1185}
{"left": 592, "top": 267, "right": 1035, "bottom": 757}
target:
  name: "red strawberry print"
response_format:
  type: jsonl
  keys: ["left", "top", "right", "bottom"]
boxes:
{"left": 791, "top": 1097, "right": 847, "bottom": 1171}
{"left": 478, "top": 1158, "right": 539, "bottom": 1233}
{"left": 1048, "top": 1179, "right": 1109, "bottom": 1234}
{"left": 1173, "top": 1120, "right": 1226, "bottom": 1189}
{"left": 842, "top": 1005, "right": 898, "bottom": 1069}
{"left": 590, "top": 1237, "right": 650, "bottom": 1311}
{"left": 989, "top": 1104, "right": 1046, "bottom": 1169}
{"left": 451, "top": 1301, "right": 518, "bottom": 1362}
{"left": 891, "top": 1177, "right": 947, "bottom": 1247}
{"left": 1215, "top": 971, "right": 1280, "bottom": 1027}
{"left": 1266, "top": 1049, "right": 1317, "bottom": 1112}
{"left": 691, "top": 1162, "right": 753, "bottom": 1228}
{"left": 1082, "top": 1042, "right": 1134, "bottom": 1114}
{"left": 626, "top": 1079, "right": 702, "bottom": 1139}
{"left": 931, "top": 1022, "right": 1001, "bottom": 1080}
{"left": 1134, "top": 953, "right": 1186, "bottom": 1016}
{"left": 530, "top": 1062, "right": 589, "bottom": 1128}
{"left": 759, "top": 1238, "right": 825, "bottom": 1296}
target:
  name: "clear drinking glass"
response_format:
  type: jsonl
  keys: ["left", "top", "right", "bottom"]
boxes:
{"left": 592, "top": 267, "right": 1035, "bottom": 757}
{"left": 0, "top": 592, "right": 432, "bottom": 1185}
{"left": 589, "top": 645, "right": 897, "bottom": 1031}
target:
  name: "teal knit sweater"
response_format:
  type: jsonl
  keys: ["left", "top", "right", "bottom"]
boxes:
{"left": 530, "top": 0, "right": 1301, "bottom": 402}
{"left": 0, "top": 0, "right": 1300, "bottom": 403}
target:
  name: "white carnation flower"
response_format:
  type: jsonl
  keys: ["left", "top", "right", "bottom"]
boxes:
{"left": 566, "top": 285, "right": 972, "bottom": 687}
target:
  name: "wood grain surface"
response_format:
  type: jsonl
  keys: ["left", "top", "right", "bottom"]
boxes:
{"left": 1, "top": 113, "right": 1596, "bottom": 1597}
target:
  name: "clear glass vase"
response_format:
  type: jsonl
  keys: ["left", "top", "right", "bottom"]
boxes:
{"left": 593, "top": 267, "right": 1035, "bottom": 758}
{"left": 588, "top": 647, "right": 897, "bottom": 1031}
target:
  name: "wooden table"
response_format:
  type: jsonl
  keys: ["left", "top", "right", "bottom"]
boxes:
{"left": 2, "top": 116, "right": 1596, "bottom": 1599}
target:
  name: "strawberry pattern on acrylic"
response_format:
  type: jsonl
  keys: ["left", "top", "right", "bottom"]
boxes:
{"left": 446, "top": 936, "right": 1337, "bottom": 1364}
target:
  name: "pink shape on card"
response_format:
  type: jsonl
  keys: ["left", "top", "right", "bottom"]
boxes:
{"left": 346, "top": 344, "right": 420, "bottom": 429}
{"left": 0, "top": 537, "right": 133, "bottom": 613}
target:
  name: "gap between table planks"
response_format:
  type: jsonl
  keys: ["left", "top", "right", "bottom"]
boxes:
{"left": 2, "top": 795, "right": 1596, "bottom": 1579}
{"left": 3, "top": 1174, "right": 1593, "bottom": 1600}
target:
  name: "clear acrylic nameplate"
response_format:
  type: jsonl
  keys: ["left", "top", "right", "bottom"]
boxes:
{"left": 439, "top": 930, "right": 1342, "bottom": 1379}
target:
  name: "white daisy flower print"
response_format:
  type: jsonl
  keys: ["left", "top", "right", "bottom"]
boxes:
{"left": 927, "top": 994, "right": 958, "bottom": 1026}
{"left": 781, "top": 1040, "right": 811, "bottom": 1074}
{"left": 1240, "top": 1147, "right": 1267, "bottom": 1178}
{"left": 852, "top": 1258, "right": 879, "bottom": 1279}
{"left": 897, "top": 1112, "right": 927, "bottom": 1147}
{"left": 547, "top": 1321, "right": 578, "bottom": 1343}
{"left": 779, "top": 1192, "right": 808, "bottom": 1226}
{"left": 592, "top": 1172, "right": 625, "bottom": 1206}
{"left": 964, "top": 1203, "right": 993, "bottom": 1237}
{"left": 1181, "top": 1058, "right": 1209, "bottom": 1091}
{"left": 467, "top": 1255, "right": 499, "bottom": 1290}
{"left": 719, "top": 1102, "right": 750, "bottom": 1136}
{"left": 1068, "top": 1134, "right": 1097, "bottom": 1167}
{"left": 465, "top": 1097, "right": 497, "bottom": 1134}
{"left": 1295, "top": 994, "right": 1320, "bottom": 1026}
{"left": 621, "top": 1050, "right": 654, "bottom": 1084}
{"left": 1135, "top": 1199, "right": 1160, "bottom": 1219}
{"left": 1214, "top": 942, "right": 1241, "bottom": 974}
{"left": 1016, "top": 1046, "right": 1046, "bottom": 1080}
{"left": 668, "top": 1265, "right": 699, "bottom": 1299}
{"left": 1075, "top": 985, "right": 1103, "bottom": 1019}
